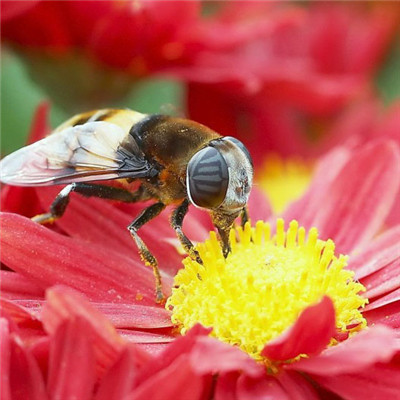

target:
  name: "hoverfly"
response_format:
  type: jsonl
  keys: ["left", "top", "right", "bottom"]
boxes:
{"left": 0, "top": 109, "right": 253, "bottom": 302}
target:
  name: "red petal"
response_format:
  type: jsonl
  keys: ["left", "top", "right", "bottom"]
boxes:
{"left": 1, "top": 1, "right": 71, "bottom": 50}
{"left": 313, "top": 363, "right": 400, "bottom": 400}
{"left": 128, "top": 356, "right": 209, "bottom": 400}
{"left": 284, "top": 141, "right": 400, "bottom": 254}
{"left": 0, "top": 271, "right": 44, "bottom": 300}
{"left": 283, "top": 145, "right": 351, "bottom": 225}
{"left": 262, "top": 296, "right": 335, "bottom": 361}
{"left": 92, "top": 303, "right": 172, "bottom": 329}
{"left": 1, "top": 212, "right": 169, "bottom": 304}
{"left": 27, "top": 101, "right": 51, "bottom": 144}
{"left": 0, "top": 319, "right": 11, "bottom": 400}
{"left": 0, "top": 298, "right": 40, "bottom": 325}
{"left": 117, "top": 329, "right": 175, "bottom": 345}
{"left": 48, "top": 317, "right": 95, "bottom": 400}
{"left": 135, "top": 343, "right": 168, "bottom": 357}
{"left": 248, "top": 186, "right": 273, "bottom": 222}
{"left": 237, "top": 374, "right": 289, "bottom": 400}
{"left": 189, "top": 336, "right": 263, "bottom": 378}
{"left": 290, "top": 325, "right": 398, "bottom": 375}
{"left": 0, "top": 186, "right": 44, "bottom": 217}
{"left": 0, "top": 0, "right": 40, "bottom": 21}
{"left": 36, "top": 186, "right": 184, "bottom": 278}
{"left": 349, "top": 224, "right": 400, "bottom": 279}
{"left": 12, "top": 298, "right": 173, "bottom": 330}
{"left": 362, "top": 259, "right": 400, "bottom": 299}
{"left": 277, "top": 370, "right": 319, "bottom": 400}
{"left": 363, "top": 301, "right": 400, "bottom": 330}
{"left": 9, "top": 330, "right": 48, "bottom": 400}
{"left": 42, "top": 286, "right": 125, "bottom": 375}
{"left": 215, "top": 372, "right": 240, "bottom": 400}
{"left": 364, "top": 287, "right": 400, "bottom": 312}
{"left": 95, "top": 345, "right": 148, "bottom": 400}
{"left": 0, "top": 299, "right": 45, "bottom": 346}
{"left": 132, "top": 324, "right": 211, "bottom": 387}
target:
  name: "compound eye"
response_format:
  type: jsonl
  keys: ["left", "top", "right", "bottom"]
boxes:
{"left": 224, "top": 136, "right": 253, "bottom": 167}
{"left": 187, "top": 146, "right": 229, "bottom": 208}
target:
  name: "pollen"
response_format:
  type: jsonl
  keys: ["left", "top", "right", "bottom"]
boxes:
{"left": 166, "top": 219, "right": 368, "bottom": 361}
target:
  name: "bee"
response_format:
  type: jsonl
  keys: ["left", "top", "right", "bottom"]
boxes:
{"left": 0, "top": 109, "right": 253, "bottom": 302}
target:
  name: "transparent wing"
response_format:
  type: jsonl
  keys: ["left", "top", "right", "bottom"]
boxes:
{"left": 0, "top": 121, "right": 156, "bottom": 186}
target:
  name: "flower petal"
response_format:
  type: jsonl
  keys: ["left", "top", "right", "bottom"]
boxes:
{"left": 1, "top": 0, "right": 40, "bottom": 22}
{"left": 8, "top": 326, "right": 49, "bottom": 400}
{"left": 290, "top": 325, "right": 398, "bottom": 375}
{"left": 362, "top": 260, "right": 400, "bottom": 299}
{"left": 189, "top": 336, "right": 264, "bottom": 378}
{"left": 135, "top": 324, "right": 211, "bottom": 384}
{"left": 262, "top": 296, "right": 335, "bottom": 361}
{"left": 95, "top": 345, "right": 150, "bottom": 400}
{"left": 312, "top": 364, "right": 400, "bottom": 400}
{"left": 236, "top": 374, "right": 289, "bottom": 400}
{"left": 41, "top": 286, "right": 125, "bottom": 375}
{"left": 0, "top": 271, "right": 44, "bottom": 300}
{"left": 127, "top": 355, "right": 209, "bottom": 400}
{"left": 363, "top": 301, "right": 400, "bottom": 330}
{"left": 117, "top": 329, "right": 175, "bottom": 344}
{"left": 0, "top": 319, "right": 11, "bottom": 400}
{"left": 248, "top": 186, "right": 273, "bottom": 222}
{"left": 0, "top": 185, "right": 44, "bottom": 217}
{"left": 126, "top": 326, "right": 214, "bottom": 400}
{"left": 0, "top": 298, "right": 40, "bottom": 326}
{"left": 0, "top": 299, "right": 44, "bottom": 346}
{"left": 26, "top": 101, "right": 51, "bottom": 144}
{"left": 35, "top": 186, "right": 184, "bottom": 277}
{"left": 47, "top": 317, "right": 95, "bottom": 400}
{"left": 284, "top": 141, "right": 400, "bottom": 253}
{"left": 13, "top": 298, "right": 173, "bottom": 330}
{"left": 350, "top": 224, "right": 400, "bottom": 279}
{"left": 215, "top": 372, "right": 240, "bottom": 400}
{"left": 1, "top": 212, "right": 170, "bottom": 304}
{"left": 277, "top": 370, "right": 319, "bottom": 400}
{"left": 92, "top": 303, "right": 172, "bottom": 329}
{"left": 364, "top": 287, "right": 400, "bottom": 312}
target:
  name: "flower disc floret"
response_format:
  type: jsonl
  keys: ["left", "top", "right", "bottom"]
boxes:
{"left": 166, "top": 219, "right": 368, "bottom": 360}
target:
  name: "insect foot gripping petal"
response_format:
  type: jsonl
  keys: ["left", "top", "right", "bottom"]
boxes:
{"left": 32, "top": 184, "right": 75, "bottom": 224}
{"left": 127, "top": 202, "right": 166, "bottom": 303}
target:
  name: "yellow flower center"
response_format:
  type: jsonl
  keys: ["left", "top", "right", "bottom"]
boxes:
{"left": 166, "top": 219, "right": 368, "bottom": 361}
{"left": 257, "top": 155, "right": 312, "bottom": 213}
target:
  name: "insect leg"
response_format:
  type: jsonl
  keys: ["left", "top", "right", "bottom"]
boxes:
{"left": 127, "top": 202, "right": 166, "bottom": 303}
{"left": 170, "top": 199, "right": 202, "bottom": 264}
{"left": 32, "top": 184, "right": 75, "bottom": 224}
{"left": 32, "top": 183, "right": 151, "bottom": 224}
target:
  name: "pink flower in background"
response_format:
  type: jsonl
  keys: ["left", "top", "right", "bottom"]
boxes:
{"left": 1, "top": 104, "right": 400, "bottom": 399}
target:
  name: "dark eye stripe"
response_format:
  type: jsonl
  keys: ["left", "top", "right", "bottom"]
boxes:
{"left": 187, "top": 146, "right": 229, "bottom": 208}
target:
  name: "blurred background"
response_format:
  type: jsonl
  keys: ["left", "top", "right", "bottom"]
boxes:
{"left": 1, "top": 1, "right": 400, "bottom": 211}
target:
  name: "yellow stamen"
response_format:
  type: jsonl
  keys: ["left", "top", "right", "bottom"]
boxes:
{"left": 166, "top": 219, "right": 367, "bottom": 361}
{"left": 258, "top": 155, "right": 312, "bottom": 213}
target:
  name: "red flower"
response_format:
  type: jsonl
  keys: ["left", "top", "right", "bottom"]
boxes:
{"left": 1, "top": 103, "right": 400, "bottom": 398}
{"left": 185, "top": 2, "right": 400, "bottom": 162}
{"left": 1, "top": 1, "right": 206, "bottom": 111}
{"left": 1, "top": 0, "right": 200, "bottom": 73}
